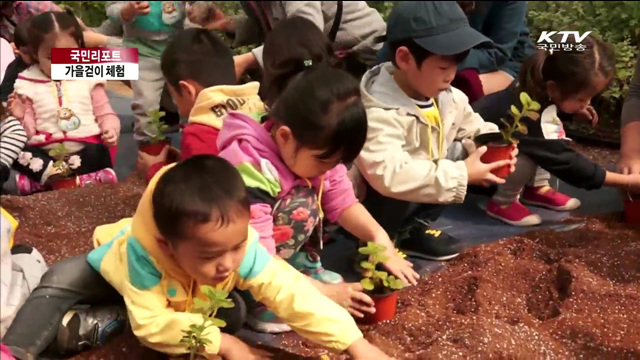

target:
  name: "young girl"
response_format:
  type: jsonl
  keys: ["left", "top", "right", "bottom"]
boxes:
{"left": 217, "top": 65, "right": 420, "bottom": 333}
{"left": 10, "top": 11, "right": 119, "bottom": 194}
{"left": 473, "top": 35, "right": 640, "bottom": 226}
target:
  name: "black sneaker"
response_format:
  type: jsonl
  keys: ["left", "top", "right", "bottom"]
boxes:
{"left": 53, "top": 305, "right": 128, "bottom": 356}
{"left": 396, "top": 221, "right": 466, "bottom": 261}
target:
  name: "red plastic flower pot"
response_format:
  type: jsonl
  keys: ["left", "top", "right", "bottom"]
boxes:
{"left": 624, "top": 198, "right": 640, "bottom": 227}
{"left": 481, "top": 143, "right": 514, "bottom": 179}
{"left": 139, "top": 140, "right": 170, "bottom": 156}
{"left": 51, "top": 177, "right": 79, "bottom": 190}
{"left": 360, "top": 291, "right": 398, "bottom": 325}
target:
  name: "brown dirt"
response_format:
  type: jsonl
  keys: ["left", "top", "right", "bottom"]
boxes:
{"left": 277, "top": 214, "right": 640, "bottom": 359}
{"left": 570, "top": 142, "right": 620, "bottom": 170}
{"left": 1, "top": 144, "right": 637, "bottom": 360}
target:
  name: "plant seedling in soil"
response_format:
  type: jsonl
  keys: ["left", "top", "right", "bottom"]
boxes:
{"left": 359, "top": 242, "right": 405, "bottom": 293}
{"left": 145, "top": 110, "right": 170, "bottom": 144}
{"left": 476, "top": 92, "right": 541, "bottom": 178}
{"left": 180, "top": 285, "right": 235, "bottom": 360}
{"left": 48, "top": 143, "right": 80, "bottom": 178}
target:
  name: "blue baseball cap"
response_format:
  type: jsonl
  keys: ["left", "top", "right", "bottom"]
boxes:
{"left": 379, "top": 1, "right": 492, "bottom": 62}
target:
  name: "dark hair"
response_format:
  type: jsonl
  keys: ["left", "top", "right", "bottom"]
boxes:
{"left": 518, "top": 34, "right": 616, "bottom": 106}
{"left": 14, "top": 17, "right": 30, "bottom": 48}
{"left": 27, "top": 10, "right": 85, "bottom": 64}
{"left": 269, "top": 66, "right": 367, "bottom": 165}
{"left": 388, "top": 38, "right": 470, "bottom": 68}
{"left": 152, "top": 155, "right": 250, "bottom": 243}
{"left": 161, "top": 29, "right": 235, "bottom": 94}
{"left": 262, "top": 16, "right": 339, "bottom": 106}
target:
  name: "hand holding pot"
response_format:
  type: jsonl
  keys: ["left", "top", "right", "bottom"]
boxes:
{"left": 464, "top": 146, "right": 513, "bottom": 187}
{"left": 323, "top": 282, "right": 375, "bottom": 318}
{"left": 136, "top": 145, "right": 169, "bottom": 175}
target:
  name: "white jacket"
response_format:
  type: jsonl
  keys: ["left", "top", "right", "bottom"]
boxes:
{"left": 353, "top": 63, "right": 498, "bottom": 205}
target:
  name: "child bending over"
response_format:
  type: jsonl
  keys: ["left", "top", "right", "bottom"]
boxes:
{"left": 217, "top": 65, "right": 419, "bottom": 333}
{"left": 473, "top": 34, "right": 640, "bottom": 226}
{"left": 10, "top": 11, "right": 119, "bottom": 194}
{"left": 138, "top": 28, "right": 267, "bottom": 182}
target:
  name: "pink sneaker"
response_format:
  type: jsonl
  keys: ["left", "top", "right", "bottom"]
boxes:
{"left": 16, "top": 174, "right": 45, "bottom": 196}
{"left": 521, "top": 185, "right": 581, "bottom": 211}
{"left": 77, "top": 168, "right": 118, "bottom": 187}
{"left": 486, "top": 200, "right": 542, "bottom": 227}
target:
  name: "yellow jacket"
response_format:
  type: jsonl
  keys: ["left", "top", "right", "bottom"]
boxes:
{"left": 87, "top": 165, "right": 363, "bottom": 356}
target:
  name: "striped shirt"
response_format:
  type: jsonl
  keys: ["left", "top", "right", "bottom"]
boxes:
{"left": 0, "top": 117, "right": 27, "bottom": 167}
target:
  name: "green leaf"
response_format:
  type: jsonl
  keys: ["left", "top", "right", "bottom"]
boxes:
{"left": 510, "top": 105, "right": 521, "bottom": 117}
{"left": 382, "top": 278, "right": 390, "bottom": 287}
{"left": 360, "top": 261, "right": 375, "bottom": 270}
{"left": 529, "top": 101, "right": 541, "bottom": 111}
{"left": 361, "top": 278, "right": 375, "bottom": 291}
{"left": 358, "top": 247, "right": 373, "bottom": 255}
{"left": 526, "top": 111, "right": 540, "bottom": 121}
{"left": 201, "top": 285, "right": 215, "bottom": 298}
{"left": 212, "top": 288, "right": 230, "bottom": 300}
{"left": 389, "top": 278, "right": 405, "bottom": 290}
{"left": 218, "top": 299, "right": 235, "bottom": 309}
{"left": 210, "top": 318, "right": 227, "bottom": 328}
{"left": 520, "top": 92, "right": 531, "bottom": 108}
{"left": 200, "top": 338, "right": 212, "bottom": 345}
{"left": 193, "top": 297, "right": 208, "bottom": 310}
{"left": 374, "top": 271, "right": 388, "bottom": 280}
{"left": 189, "top": 324, "right": 200, "bottom": 332}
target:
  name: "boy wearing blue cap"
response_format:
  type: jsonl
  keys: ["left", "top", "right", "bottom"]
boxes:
{"left": 352, "top": 1, "right": 516, "bottom": 261}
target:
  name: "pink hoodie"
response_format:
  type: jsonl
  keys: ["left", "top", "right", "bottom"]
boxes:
{"left": 217, "top": 112, "right": 358, "bottom": 255}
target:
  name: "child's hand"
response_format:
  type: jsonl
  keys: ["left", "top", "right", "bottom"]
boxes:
{"left": 7, "top": 92, "right": 30, "bottom": 120}
{"left": 122, "top": 1, "right": 150, "bottom": 22}
{"left": 573, "top": 105, "right": 599, "bottom": 127}
{"left": 101, "top": 128, "right": 120, "bottom": 147}
{"left": 382, "top": 248, "right": 420, "bottom": 286}
{"left": 464, "top": 146, "right": 511, "bottom": 187}
{"left": 508, "top": 145, "right": 519, "bottom": 174}
{"left": 218, "top": 334, "right": 272, "bottom": 360}
{"left": 136, "top": 146, "right": 169, "bottom": 175}
{"left": 322, "top": 282, "right": 375, "bottom": 318}
{"left": 187, "top": 2, "right": 228, "bottom": 30}
{"left": 347, "top": 338, "right": 395, "bottom": 360}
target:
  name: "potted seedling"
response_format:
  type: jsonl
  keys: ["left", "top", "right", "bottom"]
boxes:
{"left": 48, "top": 143, "right": 81, "bottom": 190}
{"left": 358, "top": 242, "right": 405, "bottom": 324}
{"left": 474, "top": 92, "right": 541, "bottom": 179}
{"left": 139, "top": 110, "right": 171, "bottom": 156}
{"left": 180, "top": 285, "right": 235, "bottom": 360}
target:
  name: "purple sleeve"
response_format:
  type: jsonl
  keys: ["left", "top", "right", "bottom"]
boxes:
{"left": 320, "top": 164, "right": 359, "bottom": 223}
{"left": 249, "top": 203, "right": 276, "bottom": 256}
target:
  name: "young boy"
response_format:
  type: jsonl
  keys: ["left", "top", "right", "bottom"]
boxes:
{"left": 352, "top": 1, "right": 515, "bottom": 261}
{"left": 139, "top": 28, "right": 266, "bottom": 182}
{"left": 0, "top": 19, "right": 30, "bottom": 104}
{"left": 87, "top": 155, "right": 391, "bottom": 359}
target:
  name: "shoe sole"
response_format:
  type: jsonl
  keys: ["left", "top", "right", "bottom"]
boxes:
{"left": 246, "top": 317, "right": 292, "bottom": 334}
{"left": 486, "top": 211, "right": 542, "bottom": 227}
{"left": 399, "top": 249, "right": 461, "bottom": 262}
{"left": 521, "top": 198, "right": 581, "bottom": 212}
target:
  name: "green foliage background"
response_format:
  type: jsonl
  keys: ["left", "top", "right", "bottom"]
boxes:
{"left": 55, "top": 1, "right": 639, "bottom": 134}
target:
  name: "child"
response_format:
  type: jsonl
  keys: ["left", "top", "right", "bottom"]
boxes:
{"left": 0, "top": 18, "right": 30, "bottom": 104}
{"left": 0, "top": 102, "right": 26, "bottom": 188}
{"left": 352, "top": 1, "right": 516, "bottom": 261}
{"left": 0, "top": 207, "right": 48, "bottom": 340}
{"left": 106, "top": 1, "right": 186, "bottom": 154}
{"left": 10, "top": 11, "right": 119, "bottom": 194}
{"left": 88, "top": 155, "right": 390, "bottom": 359}
{"left": 217, "top": 66, "right": 419, "bottom": 333}
{"left": 138, "top": 28, "right": 267, "bottom": 183}
{"left": 473, "top": 35, "right": 640, "bottom": 226}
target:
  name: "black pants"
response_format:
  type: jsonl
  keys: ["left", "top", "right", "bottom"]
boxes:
{"left": 360, "top": 181, "right": 446, "bottom": 237}
{"left": 3, "top": 255, "right": 246, "bottom": 359}
{"left": 12, "top": 143, "right": 112, "bottom": 184}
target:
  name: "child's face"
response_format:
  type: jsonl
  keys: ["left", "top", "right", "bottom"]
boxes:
{"left": 549, "top": 75, "right": 610, "bottom": 114}
{"left": 163, "top": 214, "right": 250, "bottom": 286}
{"left": 274, "top": 125, "right": 341, "bottom": 179}
{"left": 396, "top": 48, "right": 458, "bottom": 99}
{"left": 167, "top": 81, "right": 201, "bottom": 118}
{"left": 37, "top": 32, "right": 79, "bottom": 78}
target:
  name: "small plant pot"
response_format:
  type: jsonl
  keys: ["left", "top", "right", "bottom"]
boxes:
{"left": 624, "top": 195, "right": 640, "bottom": 226}
{"left": 359, "top": 291, "right": 398, "bottom": 324}
{"left": 474, "top": 132, "right": 513, "bottom": 179}
{"left": 51, "top": 177, "right": 79, "bottom": 190}
{"left": 139, "top": 140, "right": 170, "bottom": 156}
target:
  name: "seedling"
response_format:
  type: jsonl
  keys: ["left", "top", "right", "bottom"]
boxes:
{"left": 48, "top": 143, "right": 81, "bottom": 178}
{"left": 144, "top": 110, "right": 169, "bottom": 144}
{"left": 180, "top": 285, "right": 235, "bottom": 360}
{"left": 499, "top": 92, "right": 541, "bottom": 145}
{"left": 358, "top": 242, "right": 405, "bottom": 294}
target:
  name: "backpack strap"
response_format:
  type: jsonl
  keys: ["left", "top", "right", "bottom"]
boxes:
{"left": 328, "top": 1, "right": 343, "bottom": 43}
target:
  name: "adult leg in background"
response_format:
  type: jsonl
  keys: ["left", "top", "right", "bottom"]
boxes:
{"left": 3, "top": 255, "right": 127, "bottom": 360}
{"left": 131, "top": 56, "right": 165, "bottom": 145}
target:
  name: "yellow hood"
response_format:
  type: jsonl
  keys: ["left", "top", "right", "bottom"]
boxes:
{"left": 188, "top": 82, "right": 267, "bottom": 130}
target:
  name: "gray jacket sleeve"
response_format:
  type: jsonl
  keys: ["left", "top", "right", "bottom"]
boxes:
{"left": 622, "top": 49, "right": 640, "bottom": 127}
